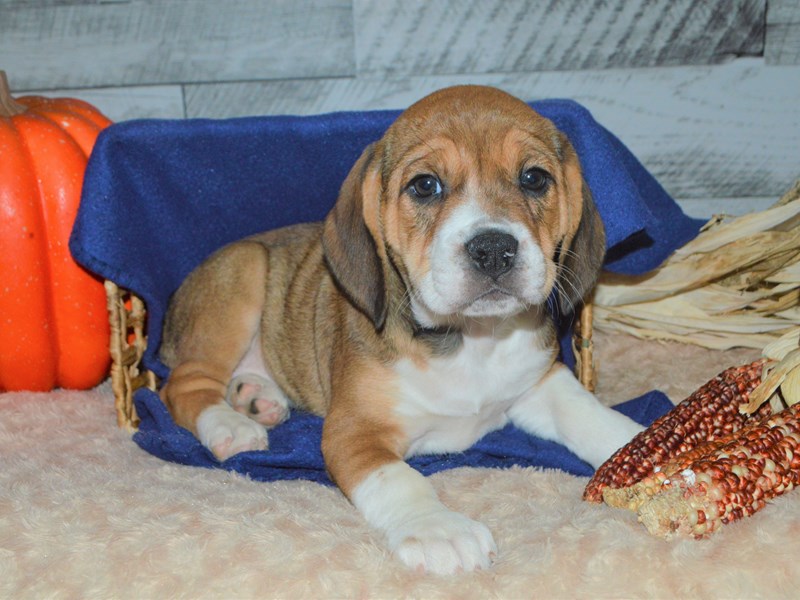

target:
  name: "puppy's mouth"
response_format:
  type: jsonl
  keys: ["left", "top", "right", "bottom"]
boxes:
{"left": 472, "top": 287, "right": 513, "bottom": 304}
{"left": 461, "top": 285, "right": 524, "bottom": 317}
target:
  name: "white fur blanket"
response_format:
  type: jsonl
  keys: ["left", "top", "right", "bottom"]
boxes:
{"left": 2, "top": 333, "right": 797, "bottom": 599}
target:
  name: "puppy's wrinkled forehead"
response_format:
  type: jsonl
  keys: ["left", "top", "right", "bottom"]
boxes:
{"left": 381, "top": 86, "right": 563, "bottom": 172}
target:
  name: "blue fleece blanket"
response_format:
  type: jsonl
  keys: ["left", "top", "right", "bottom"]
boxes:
{"left": 70, "top": 99, "right": 699, "bottom": 482}
{"left": 133, "top": 387, "right": 673, "bottom": 485}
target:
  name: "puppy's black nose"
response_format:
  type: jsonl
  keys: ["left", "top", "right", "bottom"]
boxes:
{"left": 465, "top": 230, "right": 518, "bottom": 279}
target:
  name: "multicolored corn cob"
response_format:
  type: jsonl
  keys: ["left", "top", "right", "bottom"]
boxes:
{"left": 584, "top": 360, "right": 770, "bottom": 503}
{"left": 602, "top": 402, "right": 800, "bottom": 539}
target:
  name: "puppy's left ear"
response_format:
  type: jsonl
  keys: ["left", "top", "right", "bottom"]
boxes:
{"left": 555, "top": 134, "right": 606, "bottom": 315}
{"left": 322, "top": 143, "right": 389, "bottom": 330}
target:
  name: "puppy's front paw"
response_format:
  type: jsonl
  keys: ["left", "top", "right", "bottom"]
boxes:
{"left": 388, "top": 509, "right": 496, "bottom": 575}
{"left": 196, "top": 404, "right": 268, "bottom": 461}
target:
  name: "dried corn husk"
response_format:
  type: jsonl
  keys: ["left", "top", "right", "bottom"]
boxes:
{"left": 739, "top": 330, "right": 800, "bottom": 414}
{"left": 594, "top": 181, "right": 800, "bottom": 350}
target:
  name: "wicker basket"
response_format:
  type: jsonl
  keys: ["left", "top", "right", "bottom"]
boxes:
{"left": 105, "top": 280, "right": 156, "bottom": 431}
{"left": 104, "top": 281, "right": 597, "bottom": 430}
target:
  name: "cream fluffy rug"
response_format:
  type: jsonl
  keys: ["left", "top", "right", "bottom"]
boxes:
{"left": 2, "top": 332, "right": 798, "bottom": 599}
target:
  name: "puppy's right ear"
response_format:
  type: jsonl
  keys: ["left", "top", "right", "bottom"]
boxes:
{"left": 322, "top": 143, "right": 388, "bottom": 330}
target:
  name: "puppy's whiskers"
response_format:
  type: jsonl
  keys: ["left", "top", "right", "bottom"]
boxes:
{"left": 554, "top": 269, "right": 581, "bottom": 315}
{"left": 392, "top": 287, "right": 415, "bottom": 323}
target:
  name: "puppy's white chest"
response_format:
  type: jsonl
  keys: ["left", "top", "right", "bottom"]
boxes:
{"left": 394, "top": 326, "right": 553, "bottom": 456}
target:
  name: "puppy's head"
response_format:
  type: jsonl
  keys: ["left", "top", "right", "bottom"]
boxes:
{"left": 323, "top": 85, "right": 605, "bottom": 330}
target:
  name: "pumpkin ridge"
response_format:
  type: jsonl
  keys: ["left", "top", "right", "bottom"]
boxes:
{"left": 0, "top": 118, "right": 58, "bottom": 390}
{"left": 23, "top": 97, "right": 113, "bottom": 131}
{"left": 29, "top": 106, "right": 102, "bottom": 159}
{"left": 15, "top": 113, "right": 109, "bottom": 388}
{"left": 13, "top": 113, "right": 60, "bottom": 368}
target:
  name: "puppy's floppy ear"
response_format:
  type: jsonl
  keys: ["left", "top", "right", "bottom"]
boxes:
{"left": 555, "top": 134, "right": 606, "bottom": 315}
{"left": 322, "top": 143, "right": 389, "bottom": 330}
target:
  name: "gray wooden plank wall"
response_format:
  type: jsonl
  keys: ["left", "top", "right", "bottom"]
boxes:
{"left": 2, "top": 0, "right": 798, "bottom": 218}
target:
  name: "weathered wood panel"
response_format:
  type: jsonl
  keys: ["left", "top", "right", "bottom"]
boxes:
{"left": 766, "top": 0, "right": 800, "bottom": 64}
{"left": 1, "top": 0, "right": 130, "bottom": 6}
{"left": 184, "top": 61, "right": 800, "bottom": 201}
{"left": 354, "top": 0, "right": 765, "bottom": 76}
{"left": 22, "top": 85, "right": 185, "bottom": 121}
{"left": 0, "top": 0, "right": 354, "bottom": 89}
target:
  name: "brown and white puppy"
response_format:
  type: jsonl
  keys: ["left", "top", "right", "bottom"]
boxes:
{"left": 159, "top": 85, "right": 643, "bottom": 575}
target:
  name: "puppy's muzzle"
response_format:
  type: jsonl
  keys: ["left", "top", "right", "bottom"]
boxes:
{"left": 465, "top": 230, "right": 518, "bottom": 280}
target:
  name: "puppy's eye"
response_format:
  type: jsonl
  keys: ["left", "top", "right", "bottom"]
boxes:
{"left": 520, "top": 167, "right": 551, "bottom": 196}
{"left": 407, "top": 174, "right": 442, "bottom": 200}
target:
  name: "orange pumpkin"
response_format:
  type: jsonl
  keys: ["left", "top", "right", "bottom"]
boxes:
{"left": 0, "top": 70, "right": 112, "bottom": 391}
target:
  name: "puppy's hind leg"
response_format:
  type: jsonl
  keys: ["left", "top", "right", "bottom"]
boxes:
{"left": 227, "top": 333, "right": 290, "bottom": 428}
{"left": 160, "top": 241, "right": 271, "bottom": 461}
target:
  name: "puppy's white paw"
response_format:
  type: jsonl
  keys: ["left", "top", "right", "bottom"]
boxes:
{"left": 388, "top": 509, "right": 497, "bottom": 575}
{"left": 196, "top": 403, "right": 268, "bottom": 461}
{"left": 227, "top": 373, "right": 289, "bottom": 428}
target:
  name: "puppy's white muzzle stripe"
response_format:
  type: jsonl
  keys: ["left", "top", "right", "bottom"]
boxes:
{"left": 417, "top": 199, "right": 549, "bottom": 320}
{"left": 351, "top": 461, "right": 496, "bottom": 575}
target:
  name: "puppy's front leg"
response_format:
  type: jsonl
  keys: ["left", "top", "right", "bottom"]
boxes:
{"left": 353, "top": 462, "right": 496, "bottom": 575}
{"left": 322, "top": 403, "right": 496, "bottom": 575}
{"left": 508, "top": 364, "right": 643, "bottom": 469}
